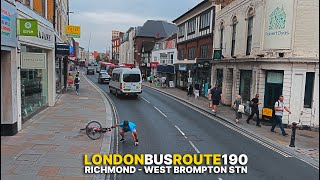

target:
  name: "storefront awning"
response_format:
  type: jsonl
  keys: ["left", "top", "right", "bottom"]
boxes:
{"left": 157, "top": 65, "right": 175, "bottom": 74}
{"left": 174, "top": 59, "right": 196, "bottom": 64}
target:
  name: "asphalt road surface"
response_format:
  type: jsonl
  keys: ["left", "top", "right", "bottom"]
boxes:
{"left": 86, "top": 74, "right": 319, "bottom": 180}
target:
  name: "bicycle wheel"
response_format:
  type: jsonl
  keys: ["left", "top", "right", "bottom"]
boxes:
{"left": 86, "top": 121, "right": 102, "bottom": 140}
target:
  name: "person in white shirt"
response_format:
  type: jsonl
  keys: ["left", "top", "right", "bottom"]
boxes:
{"left": 271, "top": 95, "right": 291, "bottom": 136}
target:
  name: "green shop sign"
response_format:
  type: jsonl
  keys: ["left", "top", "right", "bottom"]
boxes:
{"left": 213, "top": 50, "right": 222, "bottom": 60}
{"left": 17, "top": 19, "right": 38, "bottom": 36}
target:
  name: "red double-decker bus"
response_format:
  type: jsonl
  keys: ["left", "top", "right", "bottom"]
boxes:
{"left": 101, "top": 62, "right": 120, "bottom": 75}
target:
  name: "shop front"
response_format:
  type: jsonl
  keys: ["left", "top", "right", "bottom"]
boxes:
{"left": 1, "top": 0, "right": 19, "bottom": 136}
{"left": 174, "top": 63, "right": 194, "bottom": 90}
{"left": 156, "top": 64, "right": 175, "bottom": 87}
{"left": 194, "top": 59, "right": 212, "bottom": 97}
{"left": 17, "top": 4, "right": 55, "bottom": 123}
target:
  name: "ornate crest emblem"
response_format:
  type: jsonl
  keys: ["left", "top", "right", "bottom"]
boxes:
{"left": 269, "top": 6, "right": 286, "bottom": 30}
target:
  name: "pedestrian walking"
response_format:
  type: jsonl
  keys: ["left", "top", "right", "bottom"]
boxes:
{"left": 271, "top": 95, "right": 291, "bottom": 136}
{"left": 247, "top": 94, "right": 262, "bottom": 127}
{"left": 209, "top": 84, "right": 222, "bottom": 115}
{"left": 207, "top": 85, "right": 212, "bottom": 108}
{"left": 74, "top": 74, "right": 80, "bottom": 95}
{"left": 233, "top": 95, "right": 243, "bottom": 124}
{"left": 187, "top": 83, "right": 193, "bottom": 99}
{"left": 194, "top": 81, "right": 200, "bottom": 99}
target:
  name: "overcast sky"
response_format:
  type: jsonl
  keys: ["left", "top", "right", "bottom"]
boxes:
{"left": 70, "top": 0, "right": 203, "bottom": 53}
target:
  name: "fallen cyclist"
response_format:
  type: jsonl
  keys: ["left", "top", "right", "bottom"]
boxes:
{"left": 111, "top": 121, "right": 139, "bottom": 146}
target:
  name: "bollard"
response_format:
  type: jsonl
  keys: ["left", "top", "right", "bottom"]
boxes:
{"left": 289, "top": 122, "right": 298, "bottom": 147}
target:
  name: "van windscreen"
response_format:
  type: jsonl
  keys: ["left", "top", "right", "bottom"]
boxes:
{"left": 123, "top": 74, "right": 140, "bottom": 82}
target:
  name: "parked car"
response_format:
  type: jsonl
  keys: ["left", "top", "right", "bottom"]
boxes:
{"left": 86, "top": 67, "right": 95, "bottom": 75}
{"left": 98, "top": 73, "right": 111, "bottom": 84}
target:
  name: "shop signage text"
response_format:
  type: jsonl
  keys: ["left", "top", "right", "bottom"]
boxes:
{"left": 18, "top": 19, "right": 38, "bottom": 36}
{"left": 213, "top": 50, "right": 221, "bottom": 60}
{"left": 178, "top": 64, "right": 187, "bottom": 71}
{"left": 1, "top": 0, "right": 17, "bottom": 47}
{"left": 263, "top": 0, "right": 293, "bottom": 50}
{"left": 66, "top": 25, "right": 80, "bottom": 38}
{"left": 55, "top": 43, "right": 70, "bottom": 55}
{"left": 21, "top": 52, "right": 46, "bottom": 69}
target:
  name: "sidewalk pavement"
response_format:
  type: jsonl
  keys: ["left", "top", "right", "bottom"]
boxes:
{"left": 143, "top": 82, "right": 319, "bottom": 162}
{"left": 1, "top": 70, "right": 113, "bottom": 180}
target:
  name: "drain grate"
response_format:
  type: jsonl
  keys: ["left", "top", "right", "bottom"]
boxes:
{"left": 17, "top": 154, "right": 41, "bottom": 162}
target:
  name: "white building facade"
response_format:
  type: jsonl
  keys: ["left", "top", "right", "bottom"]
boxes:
{"left": 151, "top": 35, "right": 178, "bottom": 76}
{"left": 212, "top": 0, "right": 319, "bottom": 127}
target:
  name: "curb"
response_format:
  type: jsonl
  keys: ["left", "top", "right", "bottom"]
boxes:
{"left": 143, "top": 84, "right": 319, "bottom": 169}
{"left": 82, "top": 73, "right": 119, "bottom": 180}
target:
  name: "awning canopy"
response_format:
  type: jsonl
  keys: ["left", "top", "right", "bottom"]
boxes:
{"left": 157, "top": 65, "right": 175, "bottom": 74}
{"left": 174, "top": 59, "right": 196, "bottom": 64}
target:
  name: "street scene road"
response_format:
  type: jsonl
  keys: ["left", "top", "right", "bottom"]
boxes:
{"left": 1, "top": 0, "right": 319, "bottom": 180}
{"left": 86, "top": 73, "right": 319, "bottom": 180}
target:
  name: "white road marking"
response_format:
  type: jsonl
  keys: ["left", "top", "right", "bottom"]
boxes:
{"left": 174, "top": 125, "right": 201, "bottom": 154}
{"left": 154, "top": 106, "right": 167, "bottom": 118}
{"left": 141, "top": 97, "right": 150, "bottom": 103}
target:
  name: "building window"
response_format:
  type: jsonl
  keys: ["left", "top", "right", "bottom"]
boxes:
{"left": 231, "top": 16, "right": 237, "bottom": 57}
{"left": 187, "top": 19, "right": 196, "bottom": 34}
{"left": 178, "top": 25, "right": 185, "bottom": 38}
{"left": 246, "top": 8, "right": 254, "bottom": 55}
{"left": 304, "top": 72, "right": 315, "bottom": 108}
{"left": 18, "top": 0, "right": 31, "bottom": 7}
{"left": 200, "top": 44, "right": 209, "bottom": 58}
{"left": 188, "top": 47, "right": 196, "bottom": 60}
{"left": 220, "top": 22, "right": 224, "bottom": 51}
{"left": 170, "top": 54, "right": 174, "bottom": 64}
{"left": 200, "top": 11, "right": 211, "bottom": 29}
{"left": 178, "top": 49, "right": 184, "bottom": 60}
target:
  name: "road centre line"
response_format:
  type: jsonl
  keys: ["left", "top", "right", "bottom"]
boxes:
{"left": 141, "top": 97, "right": 151, "bottom": 103}
{"left": 154, "top": 106, "right": 167, "bottom": 118}
{"left": 174, "top": 125, "right": 201, "bottom": 154}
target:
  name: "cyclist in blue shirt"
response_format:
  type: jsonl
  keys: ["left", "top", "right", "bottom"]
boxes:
{"left": 111, "top": 121, "right": 139, "bottom": 146}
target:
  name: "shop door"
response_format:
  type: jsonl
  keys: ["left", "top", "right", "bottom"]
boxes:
{"left": 264, "top": 71, "right": 284, "bottom": 109}
{"left": 239, "top": 70, "right": 252, "bottom": 113}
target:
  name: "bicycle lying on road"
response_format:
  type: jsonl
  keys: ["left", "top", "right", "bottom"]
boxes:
{"left": 80, "top": 121, "right": 112, "bottom": 140}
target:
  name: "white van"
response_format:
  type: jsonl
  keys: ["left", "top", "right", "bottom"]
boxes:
{"left": 109, "top": 68, "right": 142, "bottom": 97}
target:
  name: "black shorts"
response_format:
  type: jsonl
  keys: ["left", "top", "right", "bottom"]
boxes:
{"left": 212, "top": 100, "right": 220, "bottom": 105}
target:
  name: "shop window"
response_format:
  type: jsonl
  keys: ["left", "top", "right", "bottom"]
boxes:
{"left": 216, "top": 69, "right": 223, "bottom": 87}
{"left": 304, "top": 72, "right": 315, "bottom": 108}
{"left": 188, "top": 47, "right": 196, "bottom": 60}
{"left": 239, "top": 70, "right": 252, "bottom": 102}
{"left": 231, "top": 16, "right": 237, "bottom": 57}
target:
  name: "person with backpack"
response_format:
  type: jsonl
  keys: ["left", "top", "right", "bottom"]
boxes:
{"left": 271, "top": 95, "right": 291, "bottom": 136}
{"left": 74, "top": 74, "right": 80, "bottom": 95}
{"left": 247, "top": 94, "right": 261, "bottom": 127}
